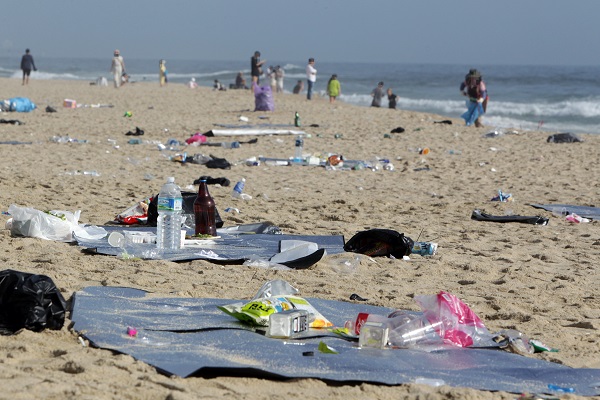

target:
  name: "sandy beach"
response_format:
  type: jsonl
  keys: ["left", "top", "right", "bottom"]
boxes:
{"left": 0, "top": 77, "right": 599, "bottom": 399}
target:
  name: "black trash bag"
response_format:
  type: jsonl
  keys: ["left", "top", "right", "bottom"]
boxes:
{"left": 0, "top": 269, "right": 67, "bottom": 334}
{"left": 547, "top": 132, "right": 583, "bottom": 143}
{"left": 344, "top": 229, "right": 414, "bottom": 258}
{"left": 147, "top": 192, "right": 224, "bottom": 228}
{"left": 205, "top": 154, "right": 231, "bottom": 169}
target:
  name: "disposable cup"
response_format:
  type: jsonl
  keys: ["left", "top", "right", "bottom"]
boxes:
{"left": 107, "top": 232, "right": 125, "bottom": 247}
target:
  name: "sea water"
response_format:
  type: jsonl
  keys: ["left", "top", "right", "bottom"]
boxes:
{"left": 0, "top": 56, "right": 598, "bottom": 134}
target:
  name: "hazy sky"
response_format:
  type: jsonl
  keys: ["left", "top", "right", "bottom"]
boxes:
{"left": 1, "top": 1, "right": 597, "bottom": 66}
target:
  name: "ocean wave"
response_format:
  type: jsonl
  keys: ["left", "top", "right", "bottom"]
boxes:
{"left": 489, "top": 98, "right": 600, "bottom": 118}
{"left": 9, "top": 70, "right": 87, "bottom": 80}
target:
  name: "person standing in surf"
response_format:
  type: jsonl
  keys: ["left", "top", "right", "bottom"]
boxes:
{"left": 460, "top": 69, "right": 488, "bottom": 127}
{"left": 20, "top": 49, "right": 37, "bottom": 86}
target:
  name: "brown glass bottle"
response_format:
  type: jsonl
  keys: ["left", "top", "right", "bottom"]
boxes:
{"left": 193, "top": 180, "right": 217, "bottom": 236}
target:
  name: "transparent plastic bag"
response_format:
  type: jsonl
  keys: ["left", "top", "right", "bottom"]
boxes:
{"left": 8, "top": 205, "right": 107, "bottom": 242}
{"left": 414, "top": 291, "right": 492, "bottom": 347}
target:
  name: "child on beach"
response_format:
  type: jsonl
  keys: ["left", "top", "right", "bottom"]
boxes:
{"left": 327, "top": 74, "right": 341, "bottom": 103}
{"left": 293, "top": 80, "right": 304, "bottom": 94}
{"left": 159, "top": 60, "right": 167, "bottom": 86}
{"left": 387, "top": 88, "right": 398, "bottom": 109}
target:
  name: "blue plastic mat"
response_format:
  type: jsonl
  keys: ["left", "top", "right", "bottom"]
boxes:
{"left": 71, "top": 286, "right": 600, "bottom": 396}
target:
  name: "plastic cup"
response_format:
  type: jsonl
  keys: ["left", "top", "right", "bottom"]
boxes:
{"left": 107, "top": 232, "right": 125, "bottom": 247}
{"left": 388, "top": 315, "right": 444, "bottom": 347}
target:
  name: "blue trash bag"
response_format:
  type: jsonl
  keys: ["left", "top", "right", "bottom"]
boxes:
{"left": 253, "top": 82, "right": 274, "bottom": 111}
{"left": 8, "top": 97, "right": 37, "bottom": 112}
{"left": 461, "top": 100, "right": 483, "bottom": 126}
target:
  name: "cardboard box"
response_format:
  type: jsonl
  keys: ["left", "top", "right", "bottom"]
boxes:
{"left": 63, "top": 99, "right": 77, "bottom": 108}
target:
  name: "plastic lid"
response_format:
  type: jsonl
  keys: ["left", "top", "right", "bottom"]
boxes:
{"left": 167, "top": 177, "right": 175, "bottom": 183}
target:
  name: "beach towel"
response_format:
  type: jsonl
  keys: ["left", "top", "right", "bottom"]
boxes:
{"left": 461, "top": 101, "right": 483, "bottom": 126}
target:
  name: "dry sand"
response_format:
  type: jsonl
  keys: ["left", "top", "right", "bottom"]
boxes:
{"left": 0, "top": 77, "right": 599, "bottom": 400}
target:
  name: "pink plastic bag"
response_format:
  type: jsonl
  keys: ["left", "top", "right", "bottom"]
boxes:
{"left": 414, "top": 291, "right": 490, "bottom": 347}
{"left": 185, "top": 133, "right": 207, "bottom": 145}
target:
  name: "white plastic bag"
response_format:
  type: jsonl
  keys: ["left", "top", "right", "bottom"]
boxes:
{"left": 7, "top": 205, "right": 106, "bottom": 242}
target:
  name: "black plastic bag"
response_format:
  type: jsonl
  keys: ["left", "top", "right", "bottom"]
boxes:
{"left": 547, "top": 132, "right": 583, "bottom": 143}
{"left": 205, "top": 154, "right": 231, "bottom": 169}
{"left": 0, "top": 269, "right": 67, "bottom": 334}
{"left": 344, "top": 229, "right": 414, "bottom": 258}
{"left": 147, "top": 192, "right": 224, "bottom": 228}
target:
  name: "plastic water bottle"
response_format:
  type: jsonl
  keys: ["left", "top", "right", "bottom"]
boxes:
{"left": 156, "top": 177, "right": 183, "bottom": 250}
{"left": 293, "top": 137, "right": 304, "bottom": 163}
{"left": 221, "top": 141, "right": 240, "bottom": 149}
{"left": 231, "top": 178, "right": 251, "bottom": 200}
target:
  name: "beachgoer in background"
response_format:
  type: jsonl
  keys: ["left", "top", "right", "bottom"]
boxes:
{"left": 267, "top": 66, "right": 276, "bottom": 92}
{"left": 251, "top": 51, "right": 266, "bottom": 84}
{"left": 120, "top": 72, "right": 130, "bottom": 86}
{"left": 327, "top": 74, "right": 341, "bottom": 104}
{"left": 213, "top": 80, "right": 226, "bottom": 91}
{"left": 275, "top": 66, "right": 284, "bottom": 93}
{"left": 293, "top": 80, "right": 304, "bottom": 94}
{"left": 235, "top": 72, "right": 247, "bottom": 89}
{"left": 306, "top": 58, "right": 317, "bottom": 100}
{"left": 387, "top": 88, "right": 399, "bottom": 109}
{"left": 187, "top": 77, "right": 198, "bottom": 89}
{"left": 371, "top": 81, "right": 385, "bottom": 107}
{"left": 110, "top": 49, "right": 125, "bottom": 88}
{"left": 460, "top": 69, "right": 488, "bottom": 127}
{"left": 20, "top": 49, "right": 37, "bottom": 85}
{"left": 159, "top": 59, "right": 168, "bottom": 86}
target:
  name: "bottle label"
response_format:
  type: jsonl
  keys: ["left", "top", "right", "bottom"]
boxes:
{"left": 295, "top": 138, "right": 303, "bottom": 147}
{"left": 233, "top": 181, "right": 245, "bottom": 194}
{"left": 158, "top": 197, "right": 183, "bottom": 211}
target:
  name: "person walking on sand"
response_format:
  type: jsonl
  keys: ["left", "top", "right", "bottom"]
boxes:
{"left": 387, "top": 88, "right": 399, "bottom": 109}
{"left": 275, "top": 65, "right": 284, "bottom": 93}
{"left": 251, "top": 51, "right": 266, "bottom": 85}
{"left": 20, "top": 49, "right": 37, "bottom": 85}
{"left": 371, "top": 81, "right": 385, "bottom": 107}
{"left": 460, "top": 69, "right": 488, "bottom": 127}
{"left": 110, "top": 49, "right": 125, "bottom": 88}
{"left": 159, "top": 59, "right": 168, "bottom": 86}
{"left": 306, "top": 58, "right": 317, "bottom": 100}
{"left": 327, "top": 74, "right": 341, "bottom": 104}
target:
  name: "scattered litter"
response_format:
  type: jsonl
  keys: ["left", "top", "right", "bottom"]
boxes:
{"left": 565, "top": 213, "right": 590, "bottom": 223}
{"left": 547, "top": 132, "right": 583, "bottom": 143}
{"left": 0, "top": 118, "right": 23, "bottom": 125}
{"left": 491, "top": 190, "right": 512, "bottom": 202}
{"left": 50, "top": 136, "right": 88, "bottom": 144}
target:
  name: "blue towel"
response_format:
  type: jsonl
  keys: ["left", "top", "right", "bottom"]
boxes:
{"left": 461, "top": 101, "right": 483, "bottom": 126}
